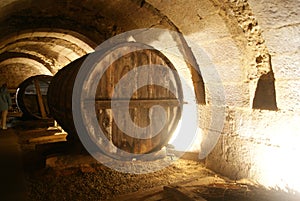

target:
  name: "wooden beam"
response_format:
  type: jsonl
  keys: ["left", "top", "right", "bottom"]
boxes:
{"left": 87, "top": 99, "right": 187, "bottom": 109}
{"left": 33, "top": 79, "right": 47, "bottom": 118}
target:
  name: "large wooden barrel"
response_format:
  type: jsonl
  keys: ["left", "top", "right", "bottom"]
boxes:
{"left": 16, "top": 75, "right": 52, "bottom": 119}
{"left": 48, "top": 42, "right": 183, "bottom": 155}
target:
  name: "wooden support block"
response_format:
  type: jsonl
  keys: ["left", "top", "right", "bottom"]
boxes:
{"left": 35, "top": 141, "right": 69, "bottom": 156}
{"left": 163, "top": 186, "right": 207, "bottom": 201}
{"left": 28, "top": 133, "right": 67, "bottom": 144}
{"left": 45, "top": 154, "right": 99, "bottom": 169}
{"left": 108, "top": 186, "right": 164, "bottom": 201}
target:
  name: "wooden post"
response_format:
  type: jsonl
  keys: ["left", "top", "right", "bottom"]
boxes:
{"left": 33, "top": 79, "right": 47, "bottom": 119}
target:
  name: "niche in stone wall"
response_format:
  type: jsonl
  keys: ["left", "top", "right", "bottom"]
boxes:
{"left": 252, "top": 70, "right": 278, "bottom": 110}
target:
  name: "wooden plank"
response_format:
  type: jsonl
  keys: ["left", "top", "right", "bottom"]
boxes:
{"left": 108, "top": 177, "right": 207, "bottom": 201}
{"left": 27, "top": 133, "right": 67, "bottom": 144}
{"left": 33, "top": 79, "right": 47, "bottom": 118}
{"left": 98, "top": 109, "right": 111, "bottom": 140}
{"left": 136, "top": 107, "right": 149, "bottom": 153}
{"left": 111, "top": 51, "right": 130, "bottom": 151}
{"left": 163, "top": 186, "right": 207, "bottom": 201}
{"left": 107, "top": 186, "right": 164, "bottom": 201}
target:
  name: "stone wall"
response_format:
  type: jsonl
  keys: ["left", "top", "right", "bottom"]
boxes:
{"left": 202, "top": 0, "right": 300, "bottom": 192}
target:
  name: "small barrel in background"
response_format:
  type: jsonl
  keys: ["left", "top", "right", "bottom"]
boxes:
{"left": 16, "top": 75, "right": 52, "bottom": 119}
{"left": 48, "top": 42, "right": 183, "bottom": 155}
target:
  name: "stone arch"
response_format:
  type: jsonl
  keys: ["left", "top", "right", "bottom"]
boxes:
{"left": 0, "top": 0, "right": 207, "bottom": 105}
{"left": 0, "top": 29, "right": 95, "bottom": 74}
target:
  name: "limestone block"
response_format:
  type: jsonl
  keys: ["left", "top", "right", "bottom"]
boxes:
{"left": 198, "top": 38, "right": 242, "bottom": 66}
{"left": 262, "top": 25, "right": 300, "bottom": 55}
{"left": 129, "top": 28, "right": 178, "bottom": 50}
{"left": 275, "top": 80, "right": 300, "bottom": 111}
{"left": 272, "top": 53, "right": 300, "bottom": 80}
{"left": 190, "top": 39, "right": 245, "bottom": 88}
{"left": 199, "top": 129, "right": 223, "bottom": 160}
{"left": 225, "top": 83, "right": 250, "bottom": 107}
{"left": 147, "top": 0, "right": 217, "bottom": 24}
{"left": 198, "top": 105, "right": 227, "bottom": 131}
{"left": 147, "top": 0, "right": 216, "bottom": 16}
{"left": 205, "top": 134, "right": 253, "bottom": 179}
{"left": 212, "top": 60, "right": 245, "bottom": 83}
{"left": 248, "top": 0, "right": 300, "bottom": 29}
{"left": 184, "top": 14, "right": 232, "bottom": 41}
{"left": 147, "top": 0, "right": 234, "bottom": 43}
{"left": 205, "top": 82, "right": 249, "bottom": 107}
{"left": 126, "top": 5, "right": 164, "bottom": 30}
{"left": 205, "top": 82, "right": 226, "bottom": 106}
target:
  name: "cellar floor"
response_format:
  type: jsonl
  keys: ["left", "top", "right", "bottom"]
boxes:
{"left": 0, "top": 117, "right": 299, "bottom": 201}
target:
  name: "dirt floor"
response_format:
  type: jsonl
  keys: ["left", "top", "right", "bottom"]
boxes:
{"left": 1, "top": 117, "right": 300, "bottom": 201}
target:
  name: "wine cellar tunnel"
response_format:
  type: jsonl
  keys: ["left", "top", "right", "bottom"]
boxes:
{"left": 0, "top": 0, "right": 299, "bottom": 200}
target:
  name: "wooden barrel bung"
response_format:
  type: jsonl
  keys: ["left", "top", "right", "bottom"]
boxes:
{"left": 48, "top": 42, "right": 183, "bottom": 155}
{"left": 16, "top": 75, "right": 52, "bottom": 119}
